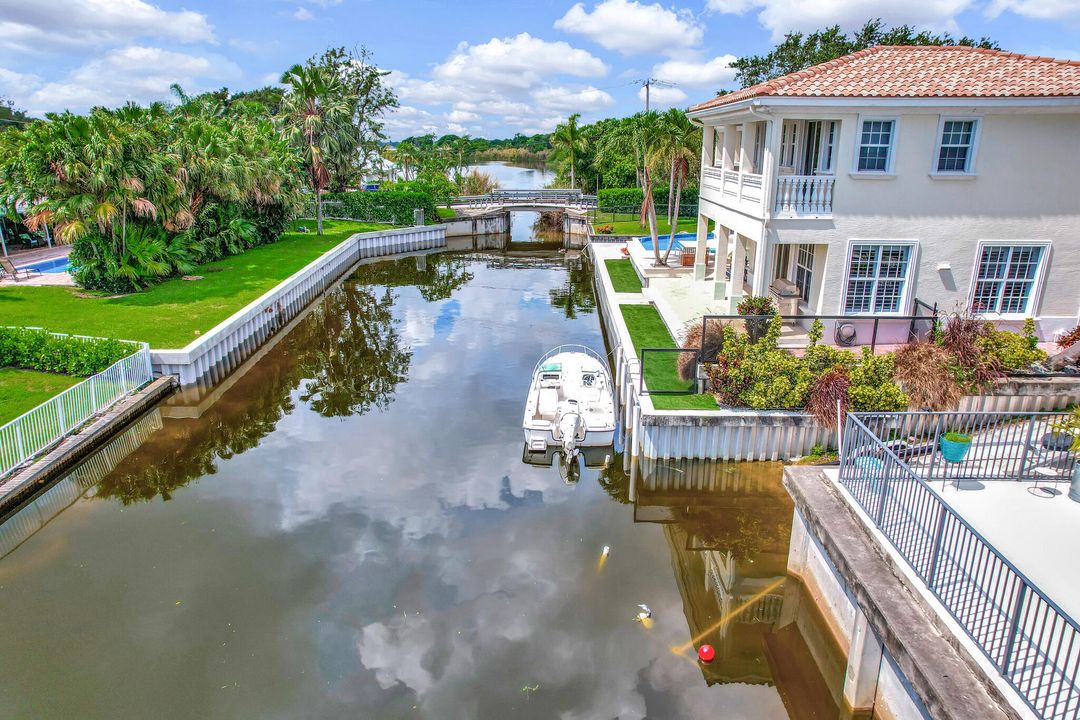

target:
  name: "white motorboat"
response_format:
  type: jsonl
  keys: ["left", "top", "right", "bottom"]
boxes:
{"left": 522, "top": 345, "right": 615, "bottom": 457}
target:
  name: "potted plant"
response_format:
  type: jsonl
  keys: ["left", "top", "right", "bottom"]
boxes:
{"left": 939, "top": 431, "right": 973, "bottom": 463}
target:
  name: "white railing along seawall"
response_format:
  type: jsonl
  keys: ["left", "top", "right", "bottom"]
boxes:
{"left": 0, "top": 333, "right": 153, "bottom": 480}
{"left": 152, "top": 224, "right": 445, "bottom": 385}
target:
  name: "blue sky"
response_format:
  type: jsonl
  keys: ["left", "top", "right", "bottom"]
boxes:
{"left": 0, "top": 0, "right": 1078, "bottom": 138}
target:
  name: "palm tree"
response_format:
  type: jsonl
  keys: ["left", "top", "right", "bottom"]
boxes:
{"left": 654, "top": 108, "right": 701, "bottom": 264}
{"left": 278, "top": 63, "right": 352, "bottom": 235}
{"left": 551, "top": 113, "right": 587, "bottom": 189}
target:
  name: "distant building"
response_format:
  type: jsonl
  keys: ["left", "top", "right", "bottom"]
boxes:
{"left": 687, "top": 45, "right": 1080, "bottom": 339}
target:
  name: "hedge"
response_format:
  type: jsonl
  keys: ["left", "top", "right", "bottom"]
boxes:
{"left": 322, "top": 190, "right": 438, "bottom": 226}
{"left": 598, "top": 187, "right": 699, "bottom": 214}
{"left": 0, "top": 328, "right": 136, "bottom": 376}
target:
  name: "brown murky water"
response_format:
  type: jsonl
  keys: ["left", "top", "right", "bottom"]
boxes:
{"left": 0, "top": 247, "right": 847, "bottom": 719}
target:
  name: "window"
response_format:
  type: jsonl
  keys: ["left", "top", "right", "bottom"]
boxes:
{"left": 844, "top": 243, "right": 913, "bottom": 314}
{"left": 856, "top": 120, "right": 895, "bottom": 173}
{"left": 971, "top": 244, "right": 1046, "bottom": 315}
{"left": 774, "top": 244, "right": 791, "bottom": 280}
{"left": 795, "top": 244, "right": 814, "bottom": 302}
{"left": 780, "top": 122, "right": 798, "bottom": 167}
{"left": 936, "top": 119, "right": 977, "bottom": 173}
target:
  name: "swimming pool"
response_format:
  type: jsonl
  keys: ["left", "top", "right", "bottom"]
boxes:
{"left": 18, "top": 257, "right": 71, "bottom": 274}
{"left": 637, "top": 232, "right": 714, "bottom": 252}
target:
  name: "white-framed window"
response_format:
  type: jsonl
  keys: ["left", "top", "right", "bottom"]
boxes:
{"left": 780, "top": 122, "right": 798, "bottom": 168}
{"left": 843, "top": 242, "right": 916, "bottom": 314}
{"left": 935, "top": 118, "right": 979, "bottom": 174}
{"left": 795, "top": 244, "right": 814, "bottom": 302}
{"left": 970, "top": 242, "right": 1048, "bottom": 316}
{"left": 854, "top": 118, "right": 896, "bottom": 173}
{"left": 774, "top": 243, "right": 792, "bottom": 280}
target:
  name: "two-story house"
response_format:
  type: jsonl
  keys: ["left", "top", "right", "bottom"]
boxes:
{"left": 686, "top": 45, "right": 1080, "bottom": 341}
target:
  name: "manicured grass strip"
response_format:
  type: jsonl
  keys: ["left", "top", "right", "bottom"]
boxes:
{"left": 0, "top": 219, "right": 385, "bottom": 349}
{"left": 651, "top": 394, "right": 720, "bottom": 410}
{"left": 604, "top": 259, "right": 642, "bottom": 294}
{"left": 594, "top": 214, "right": 697, "bottom": 236}
{"left": 619, "top": 304, "right": 702, "bottom": 396}
{"left": 0, "top": 368, "right": 81, "bottom": 425}
{"left": 436, "top": 207, "right": 457, "bottom": 219}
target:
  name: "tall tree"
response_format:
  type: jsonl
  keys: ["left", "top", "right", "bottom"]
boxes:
{"left": 730, "top": 19, "right": 999, "bottom": 88}
{"left": 278, "top": 63, "right": 352, "bottom": 235}
{"left": 551, "top": 113, "right": 587, "bottom": 189}
{"left": 654, "top": 108, "right": 700, "bottom": 261}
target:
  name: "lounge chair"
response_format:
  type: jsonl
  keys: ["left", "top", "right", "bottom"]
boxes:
{"left": 0, "top": 258, "right": 41, "bottom": 281}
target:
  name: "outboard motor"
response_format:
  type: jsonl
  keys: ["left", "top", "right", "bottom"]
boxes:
{"left": 557, "top": 408, "right": 583, "bottom": 459}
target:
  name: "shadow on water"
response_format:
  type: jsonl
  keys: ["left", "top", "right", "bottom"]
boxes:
{"left": 601, "top": 454, "right": 850, "bottom": 719}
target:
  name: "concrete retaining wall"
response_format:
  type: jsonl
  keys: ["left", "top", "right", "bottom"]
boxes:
{"left": 440, "top": 210, "right": 510, "bottom": 237}
{"left": 152, "top": 225, "right": 445, "bottom": 385}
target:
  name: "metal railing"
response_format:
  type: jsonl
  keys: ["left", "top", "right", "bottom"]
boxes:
{"left": 855, "top": 411, "right": 1077, "bottom": 487}
{"left": 451, "top": 189, "right": 596, "bottom": 209}
{"left": 840, "top": 413, "right": 1080, "bottom": 720}
{"left": 635, "top": 304, "right": 939, "bottom": 396}
{"left": 0, "top": 333, "right": 153, "bottom": 480}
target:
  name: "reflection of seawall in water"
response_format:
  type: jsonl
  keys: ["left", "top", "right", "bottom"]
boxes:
{"left": 629, "top": 457, "right": 847, "bottom": 716}
{"left": 0, "top": 410, "right": 164, "bottom": 560}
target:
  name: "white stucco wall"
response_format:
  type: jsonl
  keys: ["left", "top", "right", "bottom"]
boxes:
{"left": 697, "top": 105, "right": 1080, "bottom": 339}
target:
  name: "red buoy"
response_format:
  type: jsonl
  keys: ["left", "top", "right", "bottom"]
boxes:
{"left": 697, "top": 644, "right": 715, "bottom": 664}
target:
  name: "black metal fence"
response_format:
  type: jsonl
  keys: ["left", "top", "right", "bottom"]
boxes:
{"left": 840, "top": 412, "right": 1080, "bottom": 720}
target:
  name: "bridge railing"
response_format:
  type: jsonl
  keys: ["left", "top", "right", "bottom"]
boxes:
{"left": 451, "top": 190, "right": 597, "bottom": 209}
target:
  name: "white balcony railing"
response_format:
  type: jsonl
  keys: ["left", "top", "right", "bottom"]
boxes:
{"left": 774, "top": 175, "right": 834, "bottom": 217}
{"left": 701, "top": 166, "right": 765, "bottom": 213}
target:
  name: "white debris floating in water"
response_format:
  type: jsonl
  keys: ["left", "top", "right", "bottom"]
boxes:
{"left": 601, "top": 545, "right": 611, "bottom": 557}
{"left": 636, "top": 604, "right": 653, "bottom": 622}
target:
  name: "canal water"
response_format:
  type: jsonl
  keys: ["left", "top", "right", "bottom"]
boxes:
{"left": 0, "top": 164, "right": 848, "bottom": 719}
{"left": 464, "top": 161, "right": 563, "bottom": 244}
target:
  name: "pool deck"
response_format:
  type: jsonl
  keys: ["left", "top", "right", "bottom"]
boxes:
{"left": 2, "top": 245, "right": 75, "bottom": 286}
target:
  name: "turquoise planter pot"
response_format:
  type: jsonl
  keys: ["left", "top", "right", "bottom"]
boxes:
{"left": 939, "top": 436, "right": 972, "bottom": 463}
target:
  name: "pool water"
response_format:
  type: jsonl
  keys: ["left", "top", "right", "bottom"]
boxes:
{"left": 0, "top": 251, "right": 845, "bottom": 719}
{"left": 637, "top": 232, "right": 715, "bottom": 252}
{"left": 18, "top": 256, "right": 71, "bottom": 273}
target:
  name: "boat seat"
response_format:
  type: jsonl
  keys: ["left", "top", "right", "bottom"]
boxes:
{"left": 537, "top": 388, "right": 559, "bottom": 420}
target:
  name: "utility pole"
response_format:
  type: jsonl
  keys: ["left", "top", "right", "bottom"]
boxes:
{"left": 635, "top": 78, "right": 676, "bottom": 112}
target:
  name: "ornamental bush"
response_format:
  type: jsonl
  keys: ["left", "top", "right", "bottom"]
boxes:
{"left": 0, "top": 327, "right": 134, "bottom": 376}
{"left": 978, "top": 321, "right": 1047, "bottom": 371}
{"left": 323, "top": 190, "right": 438, "bottom": 225}
{"left": 597, "top": 187, "right": 699, "bottom": 213}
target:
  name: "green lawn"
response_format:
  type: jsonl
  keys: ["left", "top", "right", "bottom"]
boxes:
{"left": 594, "top": 214, "right": 697, "bottom": 236}
{"left": 0, "top": 219, "right": 384, "bottom": 348}
{"left": 604, "top": 259, "right": 642, "bottom": 293}
{"left": 436, "top": 207, "right": 457, "bottom": 219}
{"left": 0, "top": 368, "right": 81, "bottom": 425}
{"left": 619, "top": 303, "right": 716, "bottom": 410}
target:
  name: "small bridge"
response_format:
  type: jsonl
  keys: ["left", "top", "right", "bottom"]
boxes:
{"left": 450, "top": 189, "right": 597, "bottom": 213}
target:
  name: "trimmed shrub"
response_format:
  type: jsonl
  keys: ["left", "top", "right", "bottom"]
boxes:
{"left": 597, "top": 187, "right": 700, "bottom": 214}
{"left": 0, "top": 327, "right": 134, "bottom": 376}
{"left": 848, "top": 348, "right": 908, "bottom": 412}
{"left": 979, "top": 326, "right": 1047, "bottom": 371}
{"left": 737, "top": 295, "right": 776, "bottom": 343}
{"left": 323, "top": 190, "right": 438, "bottom": 225}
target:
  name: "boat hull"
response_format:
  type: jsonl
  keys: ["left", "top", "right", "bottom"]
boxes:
{"left": 524, "top": 427, "right": 614, "bottom": 450}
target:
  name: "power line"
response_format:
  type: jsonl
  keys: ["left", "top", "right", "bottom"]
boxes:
{"left": 631, "top": 78, "right": 677, "bottom": 112}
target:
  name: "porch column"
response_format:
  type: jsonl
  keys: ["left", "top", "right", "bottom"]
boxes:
{"left": 713, "top": 225, "right": 731, "bottom": 301}
{"left": 739, "top": 122, "right": 756, "bottom": 173}
{"left": 700, "top": 122, "right": 716, "bottom": 170}
{"left": 728, "top": 233, "right": 747, "bottom": 313}
{"left": 752, "top": 231, "right": 770, "bottom": 296}
{"left": 694, "top": 215, "right": 709, "bottom": 281}
{"left": 721, "top": 125, "right": 738, "bottom": 170}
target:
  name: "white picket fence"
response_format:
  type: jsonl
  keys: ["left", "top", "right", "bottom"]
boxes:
{"left": 0, "top": 333, "right": 153, "bottom": 480}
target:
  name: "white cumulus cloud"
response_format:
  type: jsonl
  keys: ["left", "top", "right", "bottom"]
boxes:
{"left": 0, "top": 0, "right": 215, "bottom": 53}
{"left": 433, "top": 32, "right": 607, "bottom": 90}
{"left": 986, "top": 0, "right": 1080, "bottom": 19}
{"left": 555, "top": 0, "right": 704, "bottom": 55}
{"left": 23, "top": 46, "right": 241, "bottom": 114}
{"left": 293, "top": 6, "right": 314, "bottom": 20}
{"left": 651, "top": 55, "right": 738, "bottom": 88}
{"left": 638, "top": 84, "right": 687, "bottom": 107}
{"left": 532, "top": 85, "right": 615, "bottom": 113}
{"left": 705, "top": 0, "right": 973, "bottom": 40}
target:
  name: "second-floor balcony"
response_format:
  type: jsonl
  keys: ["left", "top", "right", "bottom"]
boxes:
{"left": 774, "top": 175, "right": 834, "bottom": 218}
{"left": 700, "top": 167, "right": 835, "bottom": 219}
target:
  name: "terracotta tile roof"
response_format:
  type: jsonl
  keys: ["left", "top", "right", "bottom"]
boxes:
{"left": 690, "top": 45, "right": 1080, "bottom": 112}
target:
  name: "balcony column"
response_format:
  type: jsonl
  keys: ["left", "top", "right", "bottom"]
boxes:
{"left": 739, "top": 122, "right": 756, "bottom": 174}
{"left": 721, "top": 125, "right": 738, "bottom": 170}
